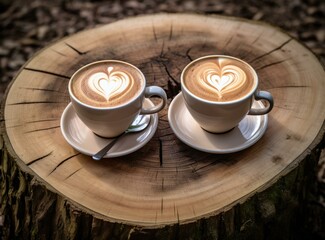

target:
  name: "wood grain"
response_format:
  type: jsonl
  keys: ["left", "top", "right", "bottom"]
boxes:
{"left": 1, "top": 13, "right": 325, "bottom": 239}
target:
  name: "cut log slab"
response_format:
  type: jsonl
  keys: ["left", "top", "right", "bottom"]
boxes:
{"left": 1, "top": 13, "right": 325, "bottom": 239}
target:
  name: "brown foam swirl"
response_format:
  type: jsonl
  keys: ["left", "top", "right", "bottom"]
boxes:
{"left": 184, "top": 57, "right": 255, "bottom": 102}
{"left": 72, "top": 63, "right": 142, "bottom": 107}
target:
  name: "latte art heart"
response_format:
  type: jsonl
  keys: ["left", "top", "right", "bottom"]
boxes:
{"left": 207, "top": 74, "right": 233, "bottom": 93}
{"left": 71, "top": 62, "right": 143, "bottom": 107}
{"left": 184, "top": 57, "right": 255, "bottom": 102}
{"left": 198, "top": 64, "right": 247, "bottom": 99}
{"left": 88, "top": 67, "right": 130, "bottom": 101}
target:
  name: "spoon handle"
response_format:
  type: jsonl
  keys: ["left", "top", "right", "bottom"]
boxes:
{"left": 92, "top": 132, "right": 125, "bottom": 160}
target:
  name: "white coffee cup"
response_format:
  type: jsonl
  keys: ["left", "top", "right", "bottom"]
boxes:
{"left": 181, "top": 55, "right": 273, "bottom": 133}
{"left": 69, "top": 60, "right": 167, "bottom": 138}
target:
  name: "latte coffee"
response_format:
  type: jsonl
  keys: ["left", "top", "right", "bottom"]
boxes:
{"left": 71, "top": 61, "right": 144, "bottom": 108}
{"left": 180, "top": 55, "right": 273, "bottom": 133}
{"left": 183, "top": 56, "right": 256, "bottom": 102}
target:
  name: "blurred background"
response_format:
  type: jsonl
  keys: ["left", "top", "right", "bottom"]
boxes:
{"left": 0, "top": 0, "right": 324, "bottom": 238}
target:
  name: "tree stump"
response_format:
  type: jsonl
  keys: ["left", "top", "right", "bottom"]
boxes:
{"left": 1, "top": 13, "right": 325, "bottom": 239}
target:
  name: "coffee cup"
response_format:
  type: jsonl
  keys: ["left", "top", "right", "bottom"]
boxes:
{"left": 68, "top": 60, "right": 167, "bottom": 138}
{"left": 181, "top": 55, "right": 273, "bottom": 133}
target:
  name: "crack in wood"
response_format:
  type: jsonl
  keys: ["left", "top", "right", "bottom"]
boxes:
{"left": 21, "top": 87, "right": 65, "bottom": 93}
{"left": 251, "top": 38, "right": 293, "bottom": 62}
{"left": 192, "top": 206, "right": 196, "bottom": 218}
{"left": 50, "top": 48, "right": 67, "bottom": 57}
{"left": 161, "top": 198, "right": 164, "bottom": 214}
{"left": 161, "top": 177, "right": 164, "bottom": 191}
{"left": 64, "top": 167, "right": 82, "bottom": 180}
{"left": 5, "top": 124, "right": 23, "bottom": 128}
{"left": 251, "top": 31, "right": 265, "bottom": 45}
{"left": 65, "top": 42, "right": 88, "bottom": 55}
{"left": 162, "top": 63, "right": 180, "bottom": 87}
{"left": 186, "top": 48, "right": 193, "bottom": 61}
{"left": 8, "top": 101, "right": 65, "bottom": 105}
{"left": 173, "top": 203, "right": 177, "bottom": 216}
{"left": 192, "top": 159, "right": 219, "bottom": 173}
{"left": 167, "top": 80, "right": 178, "bottom": 99}
{"left": 169, "top": 23, "right": 173, "bottom": 41}
{"left": 266, "top": 85, "right": 308, "bottom": 90}
{"left": 24, "top": 67, "right": 70, "bottom": 79}
{"left": 160, "top": 40, "right": 165, "bottom": 58}
{"left": 159, "top": 138, "right": 163, "bottom": 166}
{"left": 48, "top": 153, "right": 81, "bottom": 176}
{"left": 27, "top": 151, "right": 53, "bottom": 166}
{"left": 161, "top": 62, "right": 181, "bottom": 98}
{"left": 25, "top": 119, "right": 59, "bottom": 124}
{"left": 255, "top": 59, "right": 289, "bottom": 71}
{"left": 24, "top": 125, "right": 60, "bottom": 134}
{"left": 224, "top": 35, "right": 234, "bottom": 49}
{"left": 152, "top": 22, "right": 158, "bottom": 42}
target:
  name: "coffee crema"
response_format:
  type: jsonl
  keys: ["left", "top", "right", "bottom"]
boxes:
{"left": 71, "top": 62, "right": 143, "bottom": 107}
{"left": 183, "top": 57, "right": 255, "bottom": 102}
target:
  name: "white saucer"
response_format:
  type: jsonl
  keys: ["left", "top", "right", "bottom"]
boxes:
{"left": 60, "top": 100, "right": 158, "bottom": 158}
{"left": 168, "top": 93, "right": 268, "bottom": 154}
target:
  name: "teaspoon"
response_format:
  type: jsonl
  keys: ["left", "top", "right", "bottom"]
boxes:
{"left": 92, "top": 114, "right": 151, "bottom": 160}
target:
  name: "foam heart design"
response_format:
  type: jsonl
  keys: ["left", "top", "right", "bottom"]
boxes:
{"left": 208, "top": 74, "right": 233, "bottom": 92}
{"left": 88, "top": 67, "right": 128, "bottom": 101}
{"left": 203, "top": 64, "right": 247, "bottom": 96}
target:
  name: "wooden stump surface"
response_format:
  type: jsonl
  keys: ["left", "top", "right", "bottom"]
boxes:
{"left": 2, "top": 13, "right": 325, "bottom": 233}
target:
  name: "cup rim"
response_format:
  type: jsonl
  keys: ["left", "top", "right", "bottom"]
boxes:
{"left": 181, "top": 55, "right": 258, "bottom": 105}
{"left": 68, "top": 60, "right": 146, "bottom": 110}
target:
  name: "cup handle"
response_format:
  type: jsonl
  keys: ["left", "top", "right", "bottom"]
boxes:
{"left": 248, "top": 90, "right": 274, "bottom": 115}
{"left": 140, "top": 86, "right": 167, "bottom": 114}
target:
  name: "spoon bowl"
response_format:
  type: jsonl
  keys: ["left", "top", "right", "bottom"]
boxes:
{"left": 92, "top": 114, "right": 151, "bottom": 160}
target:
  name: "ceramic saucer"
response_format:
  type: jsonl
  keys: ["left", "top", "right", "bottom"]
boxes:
{"left": 60, "top": 99, "right": 158, "bottom": 158}
{"left": 168, "top": 93, "right": 268, "bottom": 154}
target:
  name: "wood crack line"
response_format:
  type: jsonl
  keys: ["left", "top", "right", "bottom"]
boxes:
{"left": 186, "top": 48, "right": 193, "bottom": 61}
{"left": 6, "top": 118, "right": 59, "bottom": 128}
{"left": 25, "top": 118, "right": 59, "bottom": 124}
{"left": 64, "top": 167, "right": 82, "bottom": 180}
{"left": 27, "top": 151, "right": 53, "bottom": 166}
{"left": 160, "top": 40, "right": 165, "bottom": 58}
{"left": 169, "top": 23, "right": 173, "bottom": 41}
{"left": 159, "top": 138, "right": 163, "bottom": 166}
{"left": 24, "top": 125, "right": 60, "bottom": 134}
{"left": 65, "top": 42, "right": 88, "bottom": 55}
{"left": 255, "top": 58, "right": 290, "bottom": 71}
{"left": 24, "top": 67, "right": 70, "bottom": 79}
{"left": 152, "top": 22, "right": 158, "bottom": 42}
{"left": 162, "top": 63, "right": 180, "bottom": 86}
{"left": 22, "top": 87, "right": 65, "bottom": 93}
{"left": 7, "top": 101, "right": 66, "bottom": 106}
{"left": 266, "top": 85, "right": 309, "bottom": 90}
{"left": 251, "top": 38, "right": 293, "bottom": 62}
{"left": 49, "top": 153, "right": 81, "bottom": 176}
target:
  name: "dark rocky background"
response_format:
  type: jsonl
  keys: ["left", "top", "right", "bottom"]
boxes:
{"left": 0, "top": 0, "right": 324, "bottom": 239}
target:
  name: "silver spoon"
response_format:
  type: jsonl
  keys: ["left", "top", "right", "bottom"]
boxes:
{"left": 92, "top": 114, "right": 151, "bottom": 160}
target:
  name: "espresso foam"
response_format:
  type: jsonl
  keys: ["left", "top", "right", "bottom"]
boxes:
{"left": 183, "top": 57, "right": 255, "bottom": 102}
{"left": 71, "top": 62, "right": 143, "bottom": 107}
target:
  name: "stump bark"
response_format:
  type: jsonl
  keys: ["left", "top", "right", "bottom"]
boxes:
{"left": 1, "top": 13, "right": 325, "bottom": 239}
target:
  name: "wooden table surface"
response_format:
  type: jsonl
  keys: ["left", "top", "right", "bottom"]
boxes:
{"left": 1, "top": 13, "right": 325, "bottom": 239}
